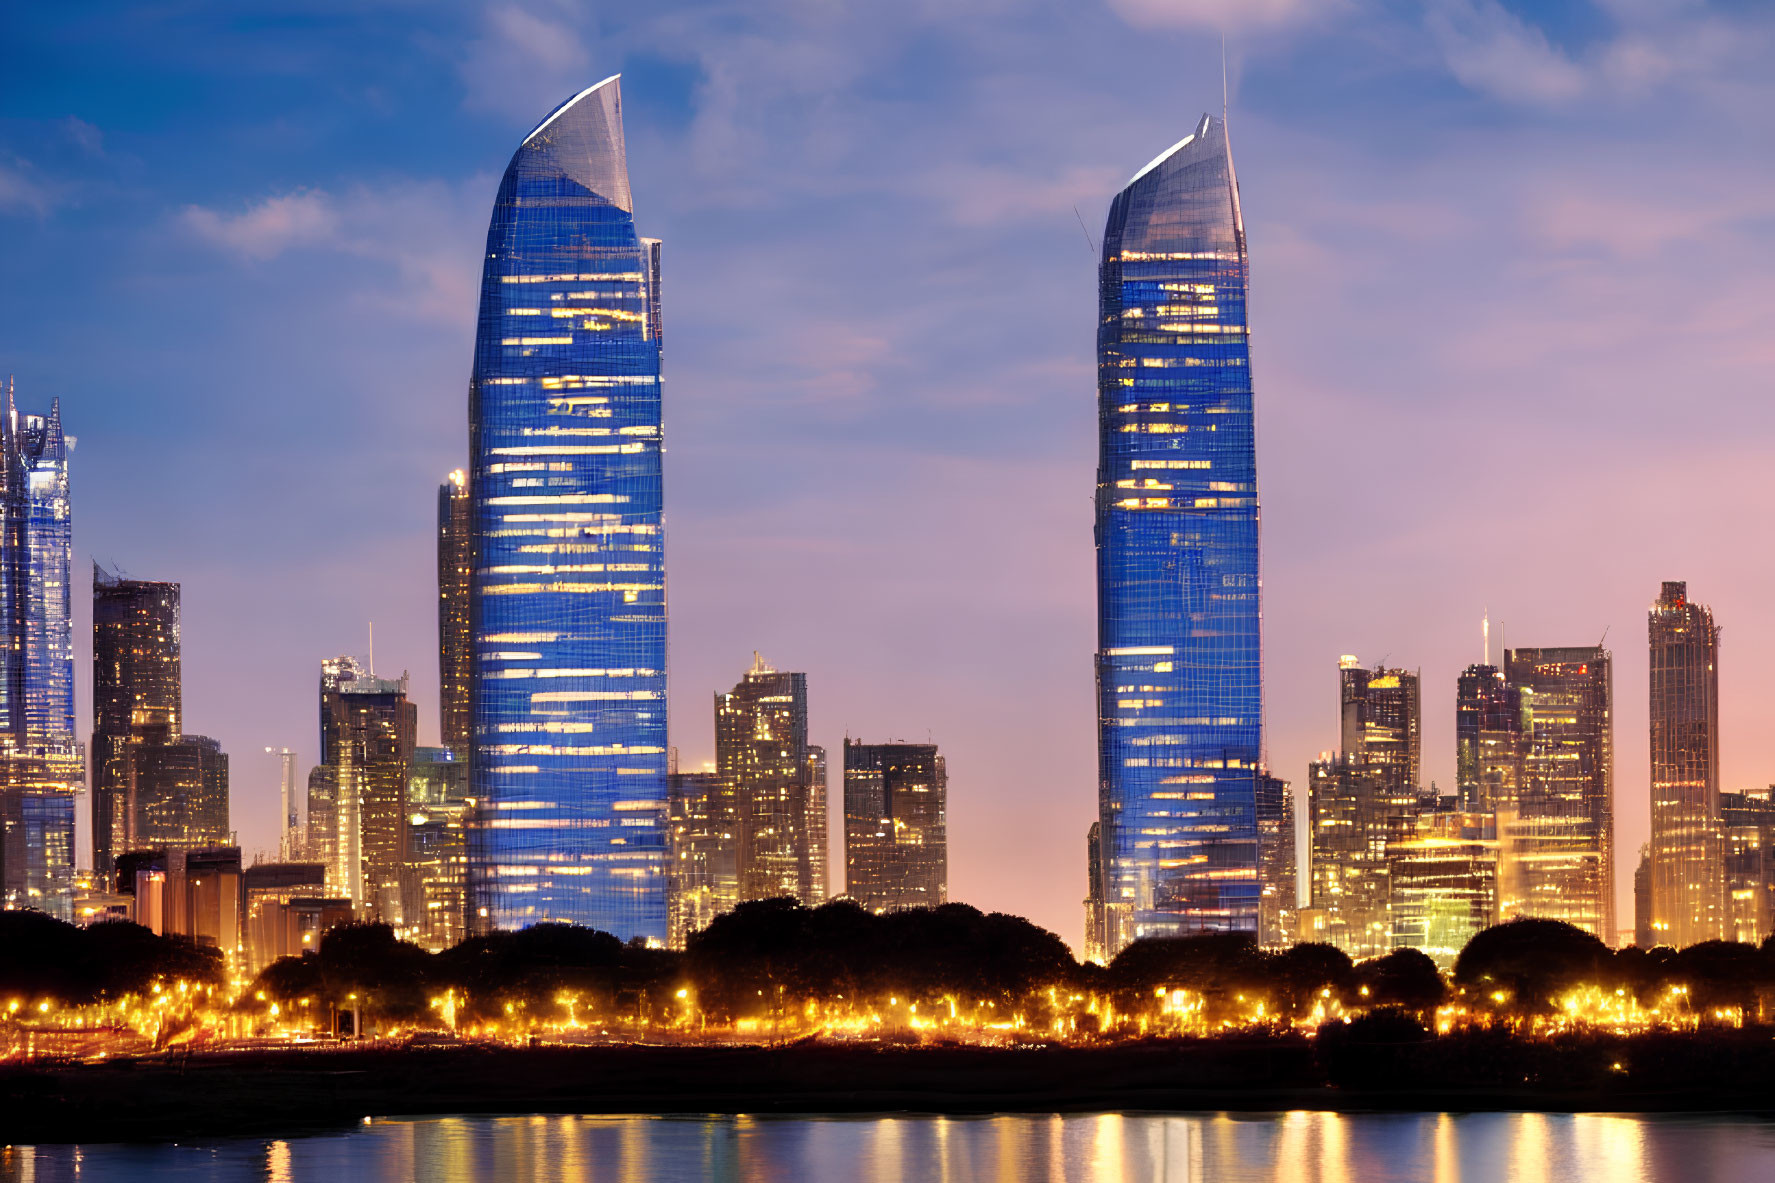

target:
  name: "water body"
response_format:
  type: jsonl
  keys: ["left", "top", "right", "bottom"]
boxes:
{"left": 3, "top": 1111, "right": 1772, "bottom": 1181}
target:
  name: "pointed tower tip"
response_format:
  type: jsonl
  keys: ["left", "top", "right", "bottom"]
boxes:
{"left": 516, "top": 76, "right": 632, "bottom": 212}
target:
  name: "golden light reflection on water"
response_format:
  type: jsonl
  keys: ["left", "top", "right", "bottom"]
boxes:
{"left": 0, "top": 1110, "right": 1760, "bottom": 1181}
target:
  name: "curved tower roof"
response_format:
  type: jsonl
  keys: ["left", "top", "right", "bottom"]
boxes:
{"left": 509, "top": 74, "right": 633, "bottom": 212}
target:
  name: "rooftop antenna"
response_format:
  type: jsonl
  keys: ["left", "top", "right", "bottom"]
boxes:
{"left": 1483, "top": 609, "right": 1490, "bottom": 666}
{"left": 1072, "top": 205, "right": 1098, "bottom": 257}
{"left": 1221, "top": 32, "right": 1229, "bottom": 124}
{"left": 368, "top": 621, "right": 375, "bottom": 675}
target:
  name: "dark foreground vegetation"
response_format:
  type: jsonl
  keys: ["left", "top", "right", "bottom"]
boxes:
{"left": 10, "top": 903, "right": 1775, "bottom": 1140}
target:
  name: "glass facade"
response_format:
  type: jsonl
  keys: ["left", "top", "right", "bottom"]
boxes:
{"left": 715, "top": 656, "right": 826, "bottom": 907}
{"left": 130, "top": 734, "right": 229, "bottom": 854}
{"left": 468, "top": 76, "right": 668, "bottom": 942}
{"left": 91, "top": 567, "right": 182, "bottom": 875}
{"left": 1503, "top": 645, "right": 1615, "bottom": 944}
{"left": 1095, "top": 114, "right": 1262, "bottom": 953}
{"left": 1647, "top": 581, "right": 1723, "bottom": 946}
{"left": 408, "top": 746, "right": 470, "bottom": 951}
{"left": 437, "top": 472, "right": 472, "bottom": 760}
{"left": 841, "top": 740, "right": 947, "bottom": 914}
{"left": 0, "top": 387, "right": 80, "bottom": 919}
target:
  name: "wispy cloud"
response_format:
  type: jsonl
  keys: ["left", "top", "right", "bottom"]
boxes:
{"left": 179, "top": 181, "right": 488, "bottom": 325}
{"left": 459, "top": 2, "right": 594, "bottom": 123}
{"left": 1423, "top": 0, "right": 1586, "bottom": 103}
{"left": 181, "top": 191, "right": 340, "bottom": 259}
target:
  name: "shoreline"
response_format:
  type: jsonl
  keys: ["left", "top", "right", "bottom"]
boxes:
{"left": 6, "top": 1036, "right": 1775, "bottom": 1143}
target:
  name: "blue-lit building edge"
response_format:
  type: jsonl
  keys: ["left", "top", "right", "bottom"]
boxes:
{"left": 1095, "top": 119, "right": 1262, "bottom": 944}
{"left": 467, "top": 150, "right": 668, "bottom": 942}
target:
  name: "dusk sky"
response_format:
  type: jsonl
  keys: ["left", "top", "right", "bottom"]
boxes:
{"left": 3, "top": 0, "right": 1773, "bottom": 948}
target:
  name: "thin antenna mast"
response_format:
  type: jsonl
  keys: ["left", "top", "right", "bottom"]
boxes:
{"left": 368, "top": 621, "right": 375, "bottom": 675}
{"left": 1221, "top": 33, "right": 1229, "bottom": 123}
{"left": 1483, "top": 609, "right": 1490, "bottom": 666}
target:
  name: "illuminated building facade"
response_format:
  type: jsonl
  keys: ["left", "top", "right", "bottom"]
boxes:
{"left": 1095, "top": 113, "right": 1262, "bottom": 954}
{"left": 716, "top": 656, "right": 826, "bottom": 906}
{"left": 1084, "top": 822, "right": 1106, "bottom": 964}
{"left": 130, "top": 735, "right": 229, "bottom": 854}
{"left": 1647, "top": 581, "right": 1723, "bottom": 947}
{"left": 437, "top": 472, "right": 472, "bottom": 760}
{"left": 1255, "top": 772, "right": 1295, "bottom": 949}
{"left": 1340, "top": 659, "right": 1421, "bottom": 802}
{"left": 842, "top": 740, "right": 947, "bottom": 914}
{"left": 91, "top": 568, "right": 181, "bottom": 876}
{"left": 243, "top": 861, "right": 328, "bottom": 971}
{"left": 667, "top": 769, "right": 738, "bottom": 948}
{"left": 1503, "top": 645, "right": 1615, "bottom": 943}
{"left": 1307, "top": 755, "right": 1414, "bottom": 958}
{"left": 315, "top": 656, "right": 416, "bottom": 923}
{"left": 0, "top": 389, "right": 81, "bottom": 920}
{"left": 1720, "top": 788, "right": 1775, "bottom": 945}
{"left": 1455, "top": 663, "right": 1523, "bottom": 813}
{"left": 1387, "top": 810, "right": 1497, "bottom": 966}
{"left": 408, "top": 746, "right": 470, "bottom": 951}
{"left": 468, "top": 76, "right": 669, "bottom": 942}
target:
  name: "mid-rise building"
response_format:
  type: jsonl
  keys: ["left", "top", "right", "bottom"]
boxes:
{"left": 667, "top": 768, "right": 738, "bottom": 948}
{"left": 1387, "top": 810, "right": 1498, "bottom": 966}
{"left": 90, "top": 567, "right": 180, "bottom": 876}
{"left": 1633, "top": 843, "right": 1654, "bottom": 948}
{"left": 130, "top": 735, "right": 229, "bottom": 854}
{"left": 408, "top": 746, "right": 470, "bottom": 951}
{"left": 0, "top": 389, "right": 81, "bottom": 919}
{"left": 437, "top": 471, "right": 472, "bottom": 761}
{"left": 1721, "top": 788, "right": 1775, "bottom": 945}
{"left": 1307, "top": 755, "right": 1415, "bottom": 958}
{"left": 1256, "top": 772, "right": 1295, "bottom": 949}
{"left": 243, "top": 861, "right": 328, "bottom": 972}
{"left": 1503, "top": 645, "right": 1615, "bottom": 943}
{"left": 467, "top": 77, "right": 669, "bottom": 942}
{"left": 717, "top": 655, "right": 825, "bottom": 906}
{"left": 1648, "top": 581, "right": 1723, "bottom": 947}
{"left": 1094, "top": 113, "right": 1263, "bottom": 955}
{"left": 843, "top": 740, "right": 946, "bottom": 914}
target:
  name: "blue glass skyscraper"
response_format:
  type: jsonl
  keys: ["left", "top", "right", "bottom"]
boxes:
{"left": 467, "top": 76, "right": 668, "bottom": 942}
{"left": 0, "top": 384, "right": 80, "bottom": 919}
{"left": 1094, "top": 114, "right": 1262, "bottom": 955}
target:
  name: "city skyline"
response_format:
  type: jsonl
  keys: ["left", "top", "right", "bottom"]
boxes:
{"left": 5, "top": 3, "right": 1775, "bottom": 950}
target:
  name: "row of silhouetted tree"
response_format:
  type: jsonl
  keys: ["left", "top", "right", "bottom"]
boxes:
{"left": 7, "top": 902, "right": 1774, "bottom": 1030}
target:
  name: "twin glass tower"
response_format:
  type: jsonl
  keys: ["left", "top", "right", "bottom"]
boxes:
{"left": 468, "top": 76, "right": 668, "bottom": 942}
{"left": 1094, "top": 114, "right": 1264, "bottom": 956}
{"left": 464, "top": 79, "right": 1261, "bottom": 953}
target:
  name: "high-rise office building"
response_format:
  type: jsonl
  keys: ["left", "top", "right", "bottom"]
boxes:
{"left": 1094, "top": 113, "right": 1262, "bottom": 955}
{"left": 716, "top": 655, "right": 826, "bottom": 906}
{"left": 842, "top": 740, "right": 947, "bottom": 914}
{"left": 314, "top": 656, "right": 415, "bottom": 922}
{"left": 1633, "top": 843, "right": 1654, "bottom": 948}
{"left": 91, "top": 567, "right": 181, "bottom": 875}
{"left": 130, "top": 735, "right": 228, "bottom": 854}
{"left": 667, "top": 768, "right": 738, "bottom": 948}
{"left": 1503, "top": 645, "right": 1615, "bottom": 943}
{"left": 1647, "top": 581, "right": 1723, "bottom": 947}
{"left": 0, "top": 389, "right": 81, "bottom": 920}
{"left": 437, "top": 471, "right": 472, "bottom": 760}
{"left": 408, "top": 746, "right": 470, "bottom": 951}
{"left": 1339, "top": 658, "right": 1421, "bottom": 802}
{"left": 1455, "top": 663, "right": 1523, "bottom": 814}
{"left": 467, "top": 76, "right": 669, "bottom": 942}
